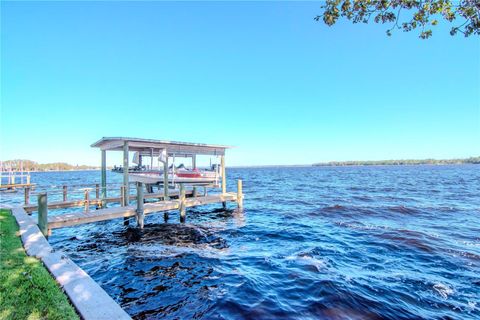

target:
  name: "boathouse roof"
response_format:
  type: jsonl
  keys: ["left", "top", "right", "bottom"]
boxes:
{"left": 91, "top": 137, "right": 232, "bottom": 156}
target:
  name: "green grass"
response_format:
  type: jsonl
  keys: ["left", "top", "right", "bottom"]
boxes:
{"left": 0, "top": 209, "right": 79, "bottom": 320}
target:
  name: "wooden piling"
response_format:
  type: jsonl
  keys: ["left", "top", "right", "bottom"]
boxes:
{"left": 84, "top": 189, "right": 90, "bottom": 212}
{"left": 24, "top": 187, "right": 30, "bottom": 205}
{"left": 123, "top": 141, "right": 129, "bottom": 206}
{"left": 179, "top": 184, "right": 186, "bottom": 223}
{"left": 38, "top": 193, "right": 48, "bottom": 237}
{"left": 221, "top": 155, "right": 226, "bottom": 208}
{"left": 95, "top": 184, "right": 100, "bottom": 199}
{"left": 136, "top": 182, "right": 144, "bottom": 229}
{"left": 63, "top": 185, "right": 68, "bottom": 202}
{"left": 120, "top": 186, "right": 126, "bottom": 205}
{"left": 237, "top": 179, "right": 243, "bottom": 209}
{"left": 192, "top": 155, "right": 197, "bottom": 197}
{"left": 101, "top": 149, "right": 107, "bottom": 208}
{"left": 146, "top": 184, "right": 154, "bottom": 194}
{"left": 163, "top": 149, "right": 169, "bottom": 200}
{"left": 221, "top": 155, "right": 226, "bottom": 194}
{"left": 121, "top": 185, "right": 129, "bottom": 225}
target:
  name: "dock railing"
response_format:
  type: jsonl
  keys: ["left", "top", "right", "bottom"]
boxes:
{"left": 27, "top": 180, "right": 243, "bottom": 237}
{"left": 23, "top": 181, "right": 235, "bottom": 212}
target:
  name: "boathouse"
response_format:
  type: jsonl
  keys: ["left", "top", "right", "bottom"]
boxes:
{"left": 28, "top": 137, "right": 243, "bottom": 236}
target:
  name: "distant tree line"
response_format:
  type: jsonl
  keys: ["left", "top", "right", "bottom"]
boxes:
{"left": 0, "top": 159, "right": 98, "bottom": 172}
{"left": 313, "top": 156, "right": 480, "bottom": 166}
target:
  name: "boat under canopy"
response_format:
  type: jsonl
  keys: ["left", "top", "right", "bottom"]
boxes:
{"left": 112, "top": 166, "right": 220, "bottom": 185}
{"left": 92, "top": 137, "right": 231, "bottom": 191}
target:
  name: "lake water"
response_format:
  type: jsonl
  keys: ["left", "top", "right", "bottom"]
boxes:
{"left": 1, "top": 165, "right": 479, "bottom": 319}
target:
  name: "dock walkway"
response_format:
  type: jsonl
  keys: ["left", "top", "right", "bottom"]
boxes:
{"left": 47, "top": 192, "right": 238, "bottom": 230}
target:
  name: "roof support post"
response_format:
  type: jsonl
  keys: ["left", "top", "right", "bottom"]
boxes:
{"left": 150, "top": 148, "right": 154, "bottom": 170}
{"left": 221, "top": 155, "right": 226, "bottom": 194}
{"left": 123, "top": 141, "right": 129, "bottom": 206}
{"left": 163, "top": 149, "right": 169, "bottom": 200}
{"left": 101, "top": 149, "right": 107, "bottom": 208}
{"left": 192, "top": 155, "right": 197, "bottom": 197}
{"left": 136, "top": 182, "right": 144, "bottom": 229}
{"left": 221, "top": 155, "right": 226, "bottom": 209}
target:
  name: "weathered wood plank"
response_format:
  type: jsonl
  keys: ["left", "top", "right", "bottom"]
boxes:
{"left": 0, "top": 183, "right": 35, "bottom": 189}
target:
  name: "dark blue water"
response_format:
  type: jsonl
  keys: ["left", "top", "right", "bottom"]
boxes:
{"left": 2, "top": 166, "right": 479, "bottom": 319}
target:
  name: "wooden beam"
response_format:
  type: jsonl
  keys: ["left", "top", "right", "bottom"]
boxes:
{"left": 101, "top": 149, "right": 107, "bottom": 207}
{"left": 221, "top": 155, "right": 226, "bottom": 194}
{"left": 136, "top": 182, "right": 144, "bottom": 229}
{"left": 221, "top": 155, "right": 226, "bottom": 209}
{"left": 38, "top": 193, "right": 48, "bottom": 237}
{"left": 163, "top": 149, "right": 169, "bottom": 200}
{"left": 150, "top": 148, "right": 154, "bottom": 170}
{"left": 237, "top": 180, "right": 243, "bottom": 209}
{"left": 179, "top": 184, "right": 186, "bottom": 223}
{"left": 84, "top": 189, "right": 90, "bottom": 212}
{"left": 123, "top": 141, "right": 129, "bottom": 206}
{"left": 192, "top": 155, "right": 197, "bottom": 197}
{"left": 24, "top": 187, "right": 30, "bottom": 205}
{"left": 63, "top": 185, "right": 68, "bottom": 202}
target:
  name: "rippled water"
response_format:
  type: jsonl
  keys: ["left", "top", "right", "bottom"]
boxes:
{"left": 2, "top": 165, "right": 480, "bottom": 319}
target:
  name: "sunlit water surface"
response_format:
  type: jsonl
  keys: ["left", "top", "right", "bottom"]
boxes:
{"left": 1, "top": 166, "right": 479, "bottom": 319}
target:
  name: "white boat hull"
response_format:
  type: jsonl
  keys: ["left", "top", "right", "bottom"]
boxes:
{"left": 125, "top": 171, "right": 219, "bottom": 185}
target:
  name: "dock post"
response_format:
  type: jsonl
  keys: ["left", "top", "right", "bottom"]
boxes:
{"left": 121, "top": 185, "right": 129, "bottom": 226}
{"left": 84, "top": 189, "right": 90, "bottom": 212}
{"left": 101, "top": 149, "right": 107, "bottom": 208}
{"left": 179, "top": 184, "right": 186, "bottom": 223}
{"left": 38, "top": 193, "right": 48, "bottom": 237}
{"left": 26, "top": 174, "right": 30, "bottom": 185}
{"left": 192, "top": 155, "right": 197, "bottom": 197}
{"left": 63, "top": 185, "right": 67, "bottom": 202}
{"left": 150, "top": 148, "right": 154, "bottom": 170}
{"left": 95, "top": 184, "right": 100, "bottom": 199}
{"left": 221, "top": 155, "right": 226, "bottom": 209}
{"left": 136, "top": 182, "right": 144, "bottom": 229}
{"left": 123, "top": 141, "right": 129, "bottom": 206}
{"left": 120, "top": 186, "right": 125, "bottom": 206}
{"left": 237, "top": 180, "right": 243, "bottom": 210}
{"left": 24, "top": 186, "right": 30, "bottom": 205}
{"left": 163, "top": 149, "right": 169, "bottom": 200}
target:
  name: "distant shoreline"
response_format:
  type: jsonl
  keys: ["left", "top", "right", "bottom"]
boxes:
{"left": 28, "top": 169, "right": 101, "bottom": 173}
{"left": 3, "top": 157, "right": 479, "bottom": 172}
{"left": 312, "top": 163, "right": 480, "bottom": 167}
{"left": 313, "top": 156, "right": 480, "bottom": 167}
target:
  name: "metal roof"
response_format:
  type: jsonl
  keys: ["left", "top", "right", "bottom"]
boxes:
{"left": 91, "top": 137, "right": 233, "bottom": 156}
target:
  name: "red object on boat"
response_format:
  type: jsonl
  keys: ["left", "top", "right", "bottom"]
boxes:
{"left": 176, "top": 169, "right": 202, "bottom": 178}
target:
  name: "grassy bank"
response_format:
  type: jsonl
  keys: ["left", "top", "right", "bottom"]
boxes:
{"left": 0, "top": 209, "right": 79, "bottom": 320}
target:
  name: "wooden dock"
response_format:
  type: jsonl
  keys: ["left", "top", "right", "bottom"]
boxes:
{"left": 47, "top": 192, "right": 238, "bottom": 230}
{"left": 33, "top": 180, "right": 243, "bottom": 236}
{"left": 27, "top": 137, "right": 244, "bottom": 236}
{"left": 0, "top": 169, "right": 32, "bottom": 190}
{"left": 24, "top": 190, "right": 193, "bottom": 212}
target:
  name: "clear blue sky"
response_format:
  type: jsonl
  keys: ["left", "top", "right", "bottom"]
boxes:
{"left": 1, "top": 1, "right": 479, "bottom": 166}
